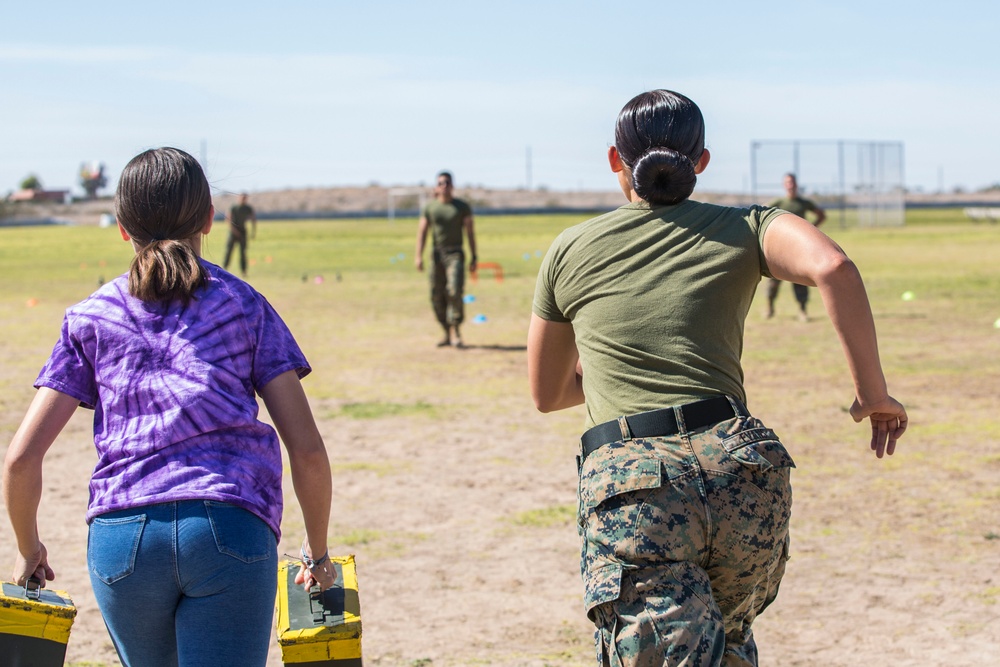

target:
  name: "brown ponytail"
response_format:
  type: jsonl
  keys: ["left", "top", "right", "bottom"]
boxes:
{"left": 128, "top": 239, "right": 206, "bottom": 302}
{"left": 115, "top": 148, "right": 212, "bottom": 303}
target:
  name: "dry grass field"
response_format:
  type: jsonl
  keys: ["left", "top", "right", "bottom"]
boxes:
{"left": 1, "top": 208, "right": 998, "bottom": 666}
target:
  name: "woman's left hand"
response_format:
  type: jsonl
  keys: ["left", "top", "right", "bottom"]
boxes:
{"left": 13, "top": 541, "right": 54, "bottom": 587}
{"left": 294, "top": 554, "right": 336, "bottom": 591}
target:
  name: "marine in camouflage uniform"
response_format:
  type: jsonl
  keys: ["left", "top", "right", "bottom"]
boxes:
{"left": 415, "top": 172, "right": 477, "bottom": 347}
{"left": 529, "top": 89, "right": 906, "bottom": 667}
{"left": 765, "top": 174, "right": 825, "bottom": 320}
{"left": 223, "top": 192, "right": 257, "bottom": 277}
{"left": 532, "top": 197, "right": 795, "bottom": 666}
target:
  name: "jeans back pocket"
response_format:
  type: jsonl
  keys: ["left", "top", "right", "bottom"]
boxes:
{"left": 204, "top": 501, "right": 275, "bottom": 563}
{"left": 89, "top": 514, "right": 146, "bottom": 585}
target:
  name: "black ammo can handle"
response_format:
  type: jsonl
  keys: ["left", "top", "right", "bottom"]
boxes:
{"left": 24, "top": 576, "right": 42, "bottom": 601}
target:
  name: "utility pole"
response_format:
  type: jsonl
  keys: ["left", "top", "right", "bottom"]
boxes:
{"left": 526, "top": 145, "right": 532, "bottom": 190}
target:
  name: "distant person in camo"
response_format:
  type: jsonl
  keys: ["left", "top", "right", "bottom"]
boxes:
{"left": 415, "top": 171, "right": 478, "bottom": 347}
{"left": 764, "top": 173, "right": 826, "bottom": 320}
{"left": 224, "top": 192, "right": 257, "bottom": 277}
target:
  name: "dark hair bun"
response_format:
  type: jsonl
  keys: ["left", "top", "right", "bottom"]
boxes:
{"left": 631, "top": 147, "right": 696, "bottom": 206}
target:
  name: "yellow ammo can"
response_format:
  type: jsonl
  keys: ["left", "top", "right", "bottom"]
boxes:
{"left": 0, "top": 579, "right": 77, "bottom": 666}
{"left": 275, "top": 556, "right": 362, "bottom": 666}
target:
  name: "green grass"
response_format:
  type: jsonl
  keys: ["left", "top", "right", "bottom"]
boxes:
{"left": 337, "top": 401, "right": 436, "bottom": 420}
{"left": 2, "top": 207, "right": 999, "bottom": 665}
{"left": 0, "top": 214, "right": 566, "bottom": 420}
{"left": 506, "top": 504, "right": 576, "bottom": 528}
{"left": 330, "top": 460, "right": 412, "bottom": 477}
{"left": 1, "top": 206, "right": 995, "bottom": 436}
{"left": 335, "top": 527, "right": 429, "bottom": 558}
{"left": 1, "top": 206, "right": 994, "bottom": 419}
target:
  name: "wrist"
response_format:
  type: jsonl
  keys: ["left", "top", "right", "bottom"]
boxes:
{"left": 17, "top": 534, "right": 42, "bottom": 558}
{"left": 855, "top": 387, "right": 889, "bottom": 409}
{"left": 18, "top": 546, "right": 40, "bottom": 559}
{"left": 301, "top": 545, "right": 330, "bottom": 569}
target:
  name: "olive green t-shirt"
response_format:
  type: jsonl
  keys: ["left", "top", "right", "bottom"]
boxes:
{"left": 422, "top": 198, "right": 472, "bottom": 249}
{"left": 228, "top": 203, "right": 255, "bottom": 233}
{"left": 533, "top": 200, "right": 785, "bottom": 428}
{"left": 768, "top": 195, "right": 820, "bottom": 221}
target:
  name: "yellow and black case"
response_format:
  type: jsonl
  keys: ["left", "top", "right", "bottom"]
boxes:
{"left": 275, "top": 556, "right": 362, "bottom": 666}
{"left": 0, "top": 579, "right": 77, "bottom": 666}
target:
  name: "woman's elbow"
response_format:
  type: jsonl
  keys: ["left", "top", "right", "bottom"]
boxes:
{"left": 534, "top": 398, "right": 557, "bottom": 413}
{"left": 3, "top": 450, "right": 40, "bottom": 484}
{"left": 530, "top": 381, "right": 566, "bottom": 413}
{"left": 531, "top": 388, "right": 555, "bottom": 413}
{"left": 814, "top": 252, "right": 860, "bottom": 287}
{"left": 287, "top": 434, "right": 329, "bottom": 466}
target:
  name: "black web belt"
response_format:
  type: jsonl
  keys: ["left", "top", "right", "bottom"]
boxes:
{"left": 581, "top": 396, "right": 743, "bottom": 463}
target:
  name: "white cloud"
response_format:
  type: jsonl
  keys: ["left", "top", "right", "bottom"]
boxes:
{"left": 0, "top": 43, "right": 158, "bottom": 64}
{"left": 2, "top": 39, "right": 999, "bottom": 194}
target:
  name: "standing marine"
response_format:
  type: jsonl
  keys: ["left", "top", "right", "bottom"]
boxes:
{"left": 415, "top": 171, "right": 478, "bottom": 347}
{"left": 223, "top": 192, "right": 257, "bottom": 278}
{"left": 765, "top": 173, "right": 826, "bottom": 320}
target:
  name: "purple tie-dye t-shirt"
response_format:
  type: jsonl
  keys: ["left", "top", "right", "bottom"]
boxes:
{"left": 35, "top": 261, "right": 309, "bottom": 539}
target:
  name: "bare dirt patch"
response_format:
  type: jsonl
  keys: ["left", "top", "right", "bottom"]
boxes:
{"left": 2, "top": 219, "right": 997, "bottom": 667}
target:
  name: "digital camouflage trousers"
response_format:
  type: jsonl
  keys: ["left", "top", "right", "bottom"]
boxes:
{"left": 430, "top": 247, "right": 465, "bottom": 327}
{"left": 766, "top": 277, "right": 809, "bottom": 308}
{"left": 577, "top": 409, "right": 794, "bottom": 667}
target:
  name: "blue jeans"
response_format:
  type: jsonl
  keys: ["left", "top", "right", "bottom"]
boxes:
{"left": 87, "top": 500, "right": 278, "bottom": 667}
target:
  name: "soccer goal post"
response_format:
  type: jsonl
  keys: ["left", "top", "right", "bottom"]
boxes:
{"left": 750, "top": 140, "right": 905, "bottom": 227}
{"left": 387, "top": 188, "right": 428, "bottom": 222}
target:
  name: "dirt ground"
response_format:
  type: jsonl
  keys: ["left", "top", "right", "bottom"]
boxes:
{"left": 4, "top": 306, "right": 999, "bottom": 667}
{"left": 1, "top": 202, "right": 998, "bottom": 666}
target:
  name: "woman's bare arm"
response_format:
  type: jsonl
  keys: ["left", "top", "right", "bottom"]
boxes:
{"left": 763, "top": 214, "right": 907, "bottom": 457}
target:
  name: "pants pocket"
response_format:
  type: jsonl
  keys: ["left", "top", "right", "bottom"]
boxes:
{"left": 89, "top": 514, "right": 145, "bottom": 585}
{"left": 204, "top": 501, "right": 275, "bottom": 563}
{"left": 720, "top": 421, "right": 796, "bottom": 472}
{"left": 719, "top": 420, "right": 796, "bottom": 503}
{"left": 579, "top": 454, "right": 661, "bottom": 617}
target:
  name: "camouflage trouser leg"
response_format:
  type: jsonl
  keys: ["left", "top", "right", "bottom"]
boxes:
{"left": 224, "top": 234, "right": 247, "bottom": 274}
{"left": 766, "top": 278, "right": 809, "bottom": 309}
{"left": 765, "top": 277, "right": 781, "bottom": 302}
{"left": 430, "top": 248, "right": 465, "bottom": 327}
{"left": 791, "top": 283, "right": 809, "bottom": 308}
{"left": 578, "top": 409, "right": 794, "bottom": 667}
{"left": 223, "top": 234, "right": 235, "bottom": 269}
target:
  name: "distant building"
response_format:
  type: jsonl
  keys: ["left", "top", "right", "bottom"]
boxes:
{"left": 7, "top": 189, "right": 71, "bottom": 203}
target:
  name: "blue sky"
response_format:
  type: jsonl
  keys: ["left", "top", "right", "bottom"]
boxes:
{"left": 2, "top": 1, "right": 997, "bottom": 198}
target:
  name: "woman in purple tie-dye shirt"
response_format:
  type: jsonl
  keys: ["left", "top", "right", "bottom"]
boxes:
{"left": 3, "top": 148, "right": 335, "bottom": 666}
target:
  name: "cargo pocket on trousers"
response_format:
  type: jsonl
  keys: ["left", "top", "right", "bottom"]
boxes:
{"left": 579, "top": 456, "right": 663, "bottom": 513}
{"left": 89, "top": 514, "right": 145, "bottom": 585}
{"left": 579, "top": 456, "right": 662, "bottom": 618}
{"left": 204, "top": 501, "right": 275, "bottom": 563}
{"left": 584, "top": 560, "right": 624, "bottom": 621}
